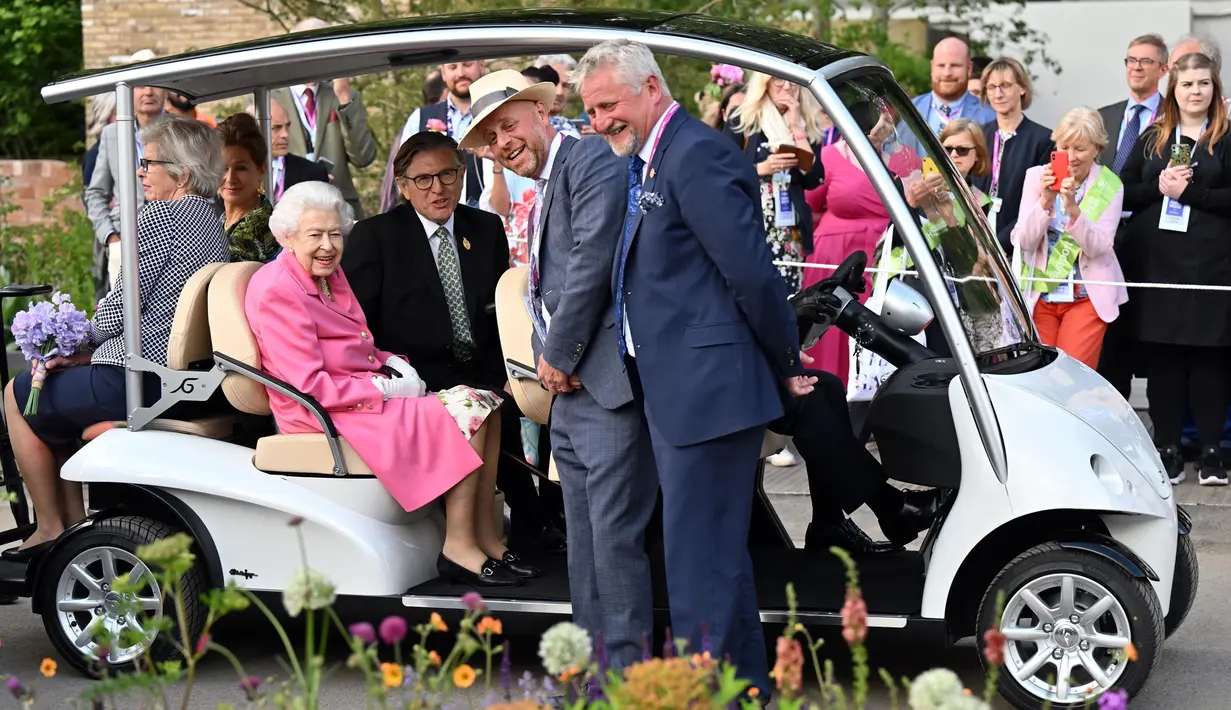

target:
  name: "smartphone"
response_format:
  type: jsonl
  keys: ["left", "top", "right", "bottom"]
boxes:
{"left": 1171, "top": 142, "right": 1193, "bottom": 167}
{"left": 921, "top": 157, "right": 939, "bottom": 177}
{"left": 1049, "top": 151, "right": 1070, "bottom": 183}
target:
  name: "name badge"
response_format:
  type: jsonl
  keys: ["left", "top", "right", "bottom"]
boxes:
{"left": 990, "top": 197, "right": 1003, "bottom": 214}
{"left": 773, "top": 171, "right": 796, "bottom": 228}
{"left": 1047, "top": 282, "right": 1075, "bottom": 303}
{"left": 1159, "top": 196, "right": 1191, "bottom": 232}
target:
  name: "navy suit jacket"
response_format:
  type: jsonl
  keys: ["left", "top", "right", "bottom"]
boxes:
{"left": 615, "top": 107, "right": 802, "bottom": 448}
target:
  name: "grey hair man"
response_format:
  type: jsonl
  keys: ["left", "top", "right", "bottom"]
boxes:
{"left": 535, "top": 54, "right": 579, "bottom": 116}
{"left": 83, "top": 48, "right": 169, "bottom": 295}
{"left": 1171, "top": 32, "right": 1222, "bottom": 70}
{"left": 459, "top": 68, "right": 657, "bottom": 671}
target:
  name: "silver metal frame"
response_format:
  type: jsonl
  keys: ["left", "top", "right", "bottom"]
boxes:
{"left": 83, "top": 22, "right": 1007, "bottom": 483}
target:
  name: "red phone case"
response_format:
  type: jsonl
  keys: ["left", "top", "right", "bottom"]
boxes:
{"left": 1050, "top": 151, "right": 1070, "bottom": 183}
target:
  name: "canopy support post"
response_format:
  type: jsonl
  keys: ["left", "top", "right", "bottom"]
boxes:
{"left": 254, "top": 88, "right": 274, "bottom": 199}
{"left": 114, "top": 81, "right": 144, "bottom": 420}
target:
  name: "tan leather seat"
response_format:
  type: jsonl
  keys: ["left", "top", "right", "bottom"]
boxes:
{"left": 494, "top": 266, "right": 553, "bottom": 426}
{"left": 207, "top": 261, "right": 374, "bottom": 476}
{"left": 89, "top": 262, "right": 248, "bottom": 441}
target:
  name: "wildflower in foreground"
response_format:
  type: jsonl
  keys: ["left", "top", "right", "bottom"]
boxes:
{"left": 982, "top": 628, "right": 1006, "bottom": 666}
{"left": 349, "top": 622, "right": 376, "bottom": 645}
{"left": 477, "top": 616, "right": 503, "bottom": 636}
{"left": 380, "top": 615, "right": 408, "bottom": 644}
{"left": 607, "top": 657, "right": 715, "bottom": 709}
{"left": 538, "top": 622, "right": 592, "bottom": 677}
{"left": 239, "top": 676, "right": 261, "bottom": 700}
{"left": 429, "top": 650, "right": 442, "bottom": 666}
{"left": 462, "top": 591, "right": 486, "bottom": 613}
{"left": 841, "top": 590, "right": 869, "bottom": 645}
{"left": 40, "top": 658, "right": 56, "bottom": 678}
{"left": 380, "top": 662, "right": 403, "bottom": 690}
{"left": 1122, "top": 643, "right": 1138, "bottom": 662}
{"left": 281, "top": 567, "right": 336, "bottom": 617}
{"left": 769, "top": 636, "right": 803, "bottom": 693}
{"left": 6, "top": 676, "right": 25, "bottom": 698}
{"left": 454, "top": 664, "right": 476, "bottom": 689}
{"left": 430, "top": 612, "right": 448, "bottom": 632}
{"left": 941, "top": 696, "right": 992, "bottom": 710}
{"left": 909, "top": 668, "right": 966, "bottom": 710}
{"left": 1098, "top": 688, "right": 1129, "bottom": 710}
{"left": 194, "top": 633, "right": 211, "bottom": 656}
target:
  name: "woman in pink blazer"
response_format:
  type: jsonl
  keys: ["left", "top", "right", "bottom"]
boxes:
{"left": 245, "top": 182, "right": 532, "bottom": 589}
{"left": 1011, "top": 107, "right": 1128, "bottom": 370}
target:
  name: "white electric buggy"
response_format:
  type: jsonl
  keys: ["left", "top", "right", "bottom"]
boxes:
{"left": 0, "top": 10, "right": 1196, "bottom": 709}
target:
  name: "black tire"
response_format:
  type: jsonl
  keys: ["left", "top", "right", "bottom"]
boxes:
{"left": 975, "top": 542, "right": 1164, "bottom": 710}
{"left": 38, "top": 516, "right": 208, "bottom": 678}
{"left": 1164, "top": 533, "right": 1198, "bottom": 639}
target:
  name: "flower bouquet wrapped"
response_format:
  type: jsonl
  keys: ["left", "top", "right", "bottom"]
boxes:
{"left": 10, "top": 292, "right": 91, "bottom": 416}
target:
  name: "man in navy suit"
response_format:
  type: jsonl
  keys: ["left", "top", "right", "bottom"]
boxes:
{"left": 576, "top": 39, "right": 812, "bottom": 697}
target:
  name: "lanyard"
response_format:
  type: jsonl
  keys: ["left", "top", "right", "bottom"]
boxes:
{"left": 823, "top": 126, "right": 838, "bottom": 146}
{"left": 1176, "top": 119, "right": 1209, "bottom": 151}
{"left": 990, "top": 130, "right": 1011, "bottom": 198}
{"left": 643, "top": 102, "right": 681, "bottom": 179}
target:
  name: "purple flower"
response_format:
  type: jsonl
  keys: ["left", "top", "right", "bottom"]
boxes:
{"left": 462, "top": 591, "right": 486, "bottom": 612}
{"left": 10, "top": 293, "right": 90, "bottom": 364}
{"left": 379, "top": 615, "right": 408, "bottom": 644}
{"left": 1098, "top": 689, "right": 1129, "bottom": 710}
{"left": 594, "top": 631, "right": 609, "bottom": 679}
{"left": 642, "top": 632, "right": 652, "bottom": 661}
{"left": 239, "top": 676, "right": 261, "bottom": 699}
{"left": 349, "top": 622, "right": 376, "bottom": 645}
{"left": 5, "top": 676, "right": 23, "bottom": 698}
{"left": 501, "top": 641, "right": 513, "bottom": 697}
{"left": 663, "top": 626, "right": 675, "bottom": 659}
{"left": 700, "top": 621, "right": 712, "bottom": 656}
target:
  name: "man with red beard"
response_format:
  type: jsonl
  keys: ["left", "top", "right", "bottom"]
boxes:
{"left": 380, "top": 60, "right": 489, "bottom": 213}
{"left": 459, "top": 69, "right": 656, "bottom": 672}
{"left": 911, "top": 37, "right": 995, "bottom": 136}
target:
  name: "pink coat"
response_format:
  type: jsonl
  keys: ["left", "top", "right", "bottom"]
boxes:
{"left": 245, "top": 250, "right": 482, "bottom": 512}
{"left": 1011, "top": 164, "right": 1129, "bottom": 323}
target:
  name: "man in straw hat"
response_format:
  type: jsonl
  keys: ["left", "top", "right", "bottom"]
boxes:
{"left": 460, "top": 69, "right": 657, "bottom": 670}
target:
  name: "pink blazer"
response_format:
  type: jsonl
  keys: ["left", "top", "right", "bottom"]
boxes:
{"left": 244, "top": 250, "right": 483, "bottom": 512}
{"left": 1011, "top": 163, "right": 1129, "bottom": 323}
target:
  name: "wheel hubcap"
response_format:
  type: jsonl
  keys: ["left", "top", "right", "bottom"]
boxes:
{"left": 1001, "top": 573, "right": 1132, "bottom": 703}
{"left": 54, "top": 546, "right": 163, "bottom": 665}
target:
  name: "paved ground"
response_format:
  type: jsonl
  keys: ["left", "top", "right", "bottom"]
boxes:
{"left": 2, "top": 376, "right": 1230, "bottom": 707}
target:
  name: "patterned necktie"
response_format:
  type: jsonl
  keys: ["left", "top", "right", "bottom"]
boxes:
{"left": 614, "top": 155, "right": 646, "bottom": 358}
{"left": 303, "top": 87, "right": 317, "bottom": 130}
{"left": 528, "top": 178, "right": 549, "bottom": 339}
{"left": 433, "top": 227, "right": 475, "bottom": 361}
{"left": 1112, "top": 104, "right": 1146, "bottom": 175}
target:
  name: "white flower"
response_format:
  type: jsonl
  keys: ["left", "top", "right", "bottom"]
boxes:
{"left": 908, "top": 668, "right": 965, "bottom": 710}
{"left": 537, "top": 622, "right": 592, "bottom": 676}
{"left": 938, "top": 695, "right": 991, "bottom": 710}
{"left": 282, "top": 567, "right": 336, "bottom": 617}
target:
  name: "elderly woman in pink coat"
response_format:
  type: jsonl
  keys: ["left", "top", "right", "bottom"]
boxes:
{"left": 245, "top": 181, "right": 532, "bottom": 589}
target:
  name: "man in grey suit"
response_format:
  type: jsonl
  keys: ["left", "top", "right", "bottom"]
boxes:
{"left": 83, "top": 73, "right": 167, "bottom": 298}
{"left": 460, "top": 70, "right": 657, "bottom": 670}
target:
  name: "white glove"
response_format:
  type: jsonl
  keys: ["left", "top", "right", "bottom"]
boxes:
{"left": 371, "top": 374, "right": 420, "bottom": 400}
{"left": 384, "top": 355, "right": 427, "bottom": 398}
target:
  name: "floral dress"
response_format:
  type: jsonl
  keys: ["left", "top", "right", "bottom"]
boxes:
{"left": 226, "top": 197, "right": 277, "bottom": 263}
{"left": 759, "top": 177, "right": 804, "bottom": 293}
{"left": 433, "top": 385, "right": 504, "bottom": 440}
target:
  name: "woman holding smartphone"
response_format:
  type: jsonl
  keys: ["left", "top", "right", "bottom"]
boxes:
{"left": 1121, "top": 52, "right": 1231, "bottom": 486}
{"left": 1010, "top": 107, "right": 1128, "bottom": 370}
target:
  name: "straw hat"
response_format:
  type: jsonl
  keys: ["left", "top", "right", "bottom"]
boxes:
{"left": 457, "top": 69, "right": 556, "bottom": 149}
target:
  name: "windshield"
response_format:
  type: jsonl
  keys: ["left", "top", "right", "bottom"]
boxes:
{"left": 826, "top": 71, "right": 1038, "bottom": 358}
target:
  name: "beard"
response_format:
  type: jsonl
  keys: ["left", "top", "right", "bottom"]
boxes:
{"left": 503, "top": 123, "right": 549, "bottom": 178}
{"left": 604, "top": 122, "right": 644, "bottom": 158}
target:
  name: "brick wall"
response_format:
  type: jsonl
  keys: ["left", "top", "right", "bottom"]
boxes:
{"left": 82, "top": 0, "right": 283, "bottom": 71}
{"left": 0, "top": 161, "right": 79, "bottom": 227}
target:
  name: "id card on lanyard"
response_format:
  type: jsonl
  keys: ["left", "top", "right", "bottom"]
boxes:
{"left": 989, "top": 130, "right": 1012, "bottom": 217}
{"left": 1159, "top": 121, "right": 1204, "bottom": 233}
{"left": 772, "top": 169, "right": 796, "bottom": 227}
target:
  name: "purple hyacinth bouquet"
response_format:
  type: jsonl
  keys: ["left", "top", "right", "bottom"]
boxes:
{"left": 10, "top": 292, "right": 91, "bottom": 416}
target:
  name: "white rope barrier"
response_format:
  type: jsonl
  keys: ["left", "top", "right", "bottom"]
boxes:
{"left": 774, "top": 259, "right": 1231, "bottom": 293}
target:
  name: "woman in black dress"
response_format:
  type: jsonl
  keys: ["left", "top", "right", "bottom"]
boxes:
{"left": 1121, "top": 52, "right": 1231, "bottom": 486}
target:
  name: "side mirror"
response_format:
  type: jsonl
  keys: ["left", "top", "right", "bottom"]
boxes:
{"left": 880, "top": 279, "right": 934, "bottom": 336}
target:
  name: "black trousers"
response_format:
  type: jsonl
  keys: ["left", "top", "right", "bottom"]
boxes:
{"left": 1098, "top": 221, "right": 1140, "bottom": 399}
{"left": 769, "top": 369, "right": 887, "bottom": 527}
{"left": 1147, "top": 344, "right": 1231, "bottom": 450}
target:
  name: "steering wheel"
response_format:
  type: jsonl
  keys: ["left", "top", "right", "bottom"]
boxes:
{"left": 790, "top": 251, "right": 868, "bottom": 347}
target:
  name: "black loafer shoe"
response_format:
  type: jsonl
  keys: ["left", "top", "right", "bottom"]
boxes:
{"left": 498, "top": 551, "right": 541, "bottom": 578}
{"left": 436, "top": 553, "right": 521, "bottom": 588}
{"left": 878, "top": 489, "right": 943, "bottom": 548}
{"left": 805, "top": 519, "right": 899, "bottom": 555}
{"left": 0, "top": 540, "right": 54, "bottom": 562}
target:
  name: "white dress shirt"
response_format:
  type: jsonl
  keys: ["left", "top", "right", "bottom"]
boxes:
{"left": 269, "top": 156, "right": 286, "bottom": 201}
{"left": 289, "top": 84, "right": 318, "bottom": 159}
{"left": 415, "top": 210, "right": 461, "bottom": 271}
{"left": 533, "top": 132, "right": 566, "bottom": 331}
{"left": 624, "top": 101, "right": 679, "bottom": 357}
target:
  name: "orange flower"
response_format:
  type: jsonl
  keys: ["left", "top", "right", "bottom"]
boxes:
{"left": 453, "top": 663, "right": 476, "bottom": 688}
{"left": 770, "top": 636, "right": 803, "bottom": 694}
{"left": 1123, "top": 642, "right": 1139, "bottom": 662}
{"left": 476, "top": 616, "right": 503, "bottom": 636}
{"left": 748, "top": 687, "right": 760, "bottom": 698}
{"left": 40, "top": 658, "right": 57, "bottom": 678}
{"left": 380, "top": 662, "right": 403, "bottom": 689}
{"left": 430, "top": 612, "right": 448, "bottom": 632}
{"left": 558, "top": 666, "right": 580, "bottom": 682}
{"left": 429, "top": 650, "right": 442, "bottom": 666}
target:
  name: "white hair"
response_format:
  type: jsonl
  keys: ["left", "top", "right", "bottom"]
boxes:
{"left": 1176, "top": 32, "right": 1222, "bottom": 69}
{"left": 87, "top": 93, "right": 117, "bottom": 141}
{"left": 572, "top": 39, "right": 670, "bottom": 97}
{"left": 129, "top": 49, "right": 156, "bottom": 63}
{"left": 268, "top": 181, "right": 355, "bottom": 247}
{"left": 535, "top": 54, "right": 577, "bottom": 70}
{"left": 139, "top": 115, "right": 225, "bottom": 197}
{"left": 291, "top": 17, "right": 331, "bottom": 33}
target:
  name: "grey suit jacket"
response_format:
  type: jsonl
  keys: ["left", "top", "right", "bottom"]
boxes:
{"left": 84, "top": 122, "right": 147, "bottom": 246}
{"left": 272, "top": 85, "right": 378, "bottom": 218}
{"left": 1098, "top": 100, "right": 1130, "bottom": 168}
{"left": 531, "top": 134, "right": 633, "bottom": 411}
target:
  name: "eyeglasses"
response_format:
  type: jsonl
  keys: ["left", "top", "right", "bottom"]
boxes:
{"left": 983, "top": 82, "right": 1019, "bottom": 95}
{"left": 139, "top": 158, "right": 174, "bottom": 171}
{"left": 398, "top": 168, "right": 460, "bottom": 191}
{"left": 1125, "top": 57, "right": 1161, "bottom": 68}
{"left": 944, "top": 145, "right": 975, "bottom": 158}
{"left": 769, "top": 78, "right": 793, "bottom": 88}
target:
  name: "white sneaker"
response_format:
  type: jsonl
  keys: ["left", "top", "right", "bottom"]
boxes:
{"left": 767, "top": 449, "right": 798, "bottom": 467}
